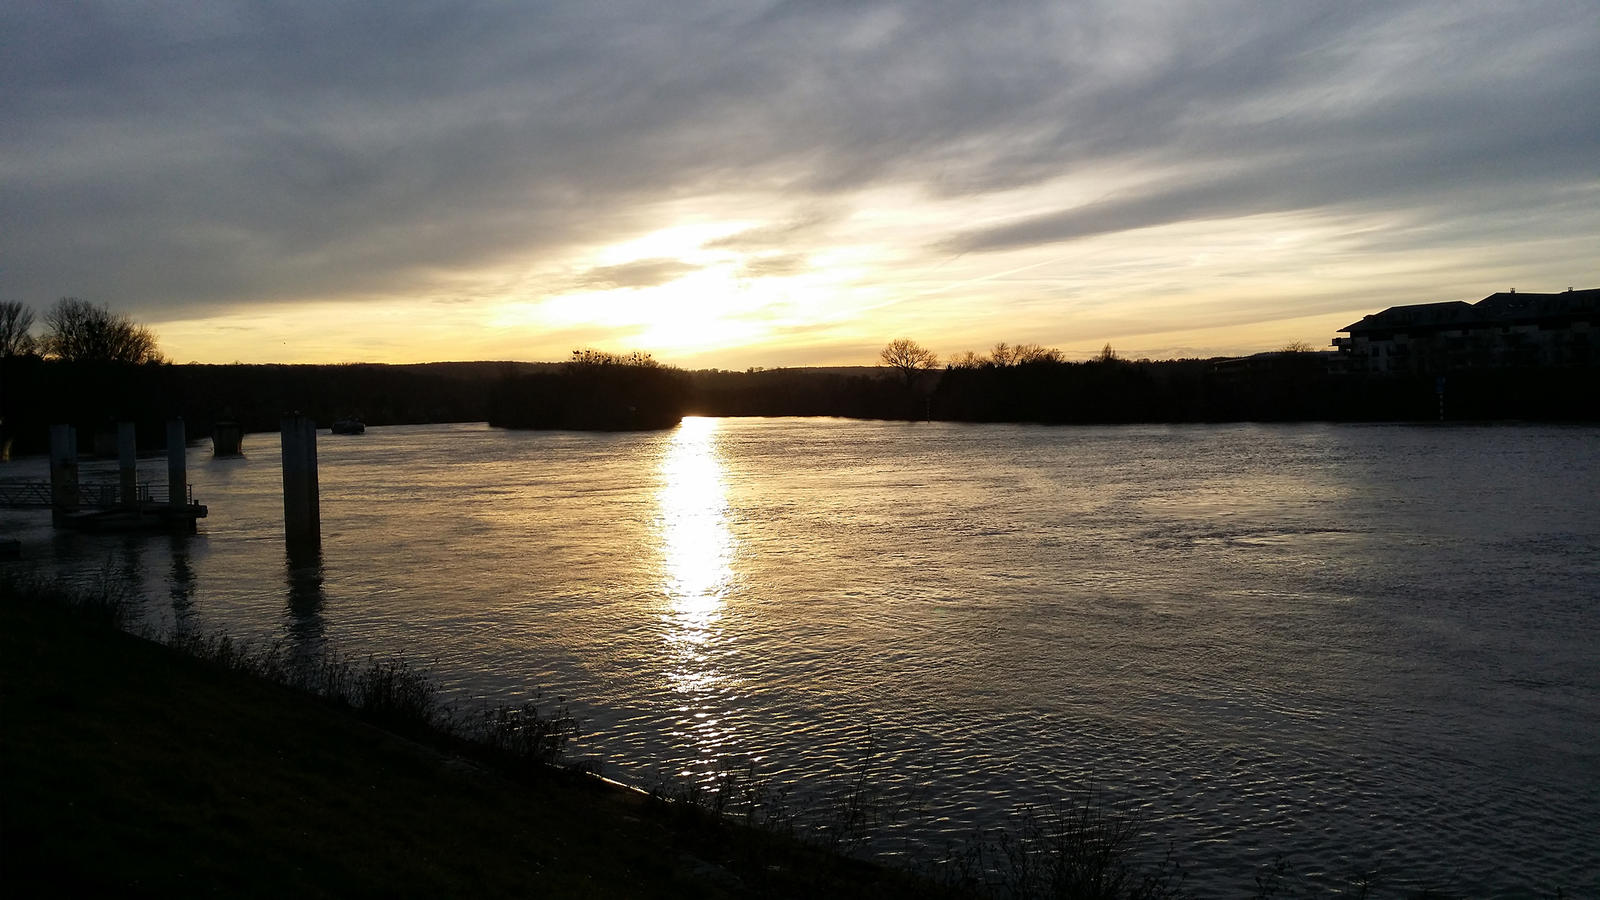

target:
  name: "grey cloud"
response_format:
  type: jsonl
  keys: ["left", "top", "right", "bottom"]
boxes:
{"left": 943, "top": 121, "right": 1596, "bottom": 255}
{"left": 1, "top": 0, "right": 1595, "bottom": 321}
{"left": 575, "top": 258, "right": 701, "bottom": 291}
{"left": 706, "top": 210, "right": 843, "bottom": 251}
{"left": 738, "top": 255, "right": 811, "bottom": 278}
{"left": 943, "top": 49, "right": 1600, "bottom": 253}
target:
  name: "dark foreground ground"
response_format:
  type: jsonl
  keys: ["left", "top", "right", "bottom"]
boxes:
{"left": 0, "top": 594, "right": 952, "bottom": 898}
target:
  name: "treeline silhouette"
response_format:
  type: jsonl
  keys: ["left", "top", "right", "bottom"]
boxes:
{"left": 487, "top": 350, "right": 689, "bottom": 430}
{"left": 4, "top": 351, "right": 1596, "bottom": 456}
{"left": 697, "top": 355, "right": 1599, "bottom": 423}
{"left": 692, "top": 367, "right": 913, "bottom": 418}
{"left": 929, "top": 354, "right": 1599, "bottom": 422}
{"left": 936, "top": 353, "right": 1337, "bottom": 423}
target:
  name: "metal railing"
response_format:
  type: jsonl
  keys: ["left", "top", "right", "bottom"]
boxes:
{"left": 0, "top": 480, "right": 53, "bottom": 508}
{"left": 0, "top": 480, "right": 191, "bottom": 510}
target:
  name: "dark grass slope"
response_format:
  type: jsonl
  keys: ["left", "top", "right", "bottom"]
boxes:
{"left": 0, "top": 592, "right": 954, "bottom": 898}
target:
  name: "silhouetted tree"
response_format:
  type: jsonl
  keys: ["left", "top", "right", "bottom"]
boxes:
{"left": 948, "top": 341, "right": 1068, "bottom": 370}
{"left": 879, "top": 338, "right": 939, "bottom": 386}
{"left": 1004, "top": 343, "right": 1062, "bottom": 365}
{"left": 489, "top": 349, "right": 687, "bottom": 430}
{"left": 569, "top": 348, "right": 660, "bottom": 368}
{"left": 40, "top": 298, "right": 163, "bottom": 364}
{"left": 0, "top": 301, "right": 34, "bottom": 358}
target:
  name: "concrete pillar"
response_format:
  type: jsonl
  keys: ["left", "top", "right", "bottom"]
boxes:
{"left": 212, "top": 420, "right": 244, "bottom": 456}
{"left": 49, "top": 424, "right": 79, "bottom": 527}
{"left": 280, "top": 415, "right": 320, "bottom": 554}
{"left": 118, "top": 422, "right": 139, "bottom": 507}
{"left": 167, "top": 419, "right": 187, "bottom": 507}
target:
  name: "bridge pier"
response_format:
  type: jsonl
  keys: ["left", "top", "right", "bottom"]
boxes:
{"left": 212, "top": 420, "right": 244, "bottom": 457}
{"left": 280, "top": 415, "right": 321, "bottom": 556}
{"left": 49, "top": 425, "right": 78, "bottom": 527}
{"left": 118, "top": 422, "right": 138, "bottom": 508}
{"left": 167, "top": 419, "right": 187, "bottom": 509}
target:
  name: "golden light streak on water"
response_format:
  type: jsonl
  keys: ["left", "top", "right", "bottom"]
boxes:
{"left": 655, "top": 416, "right": 738, "bottom": 774}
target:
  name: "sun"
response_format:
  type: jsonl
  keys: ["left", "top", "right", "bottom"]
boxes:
{"left": 482, "top": 217, "right": 888, "bottom": 362}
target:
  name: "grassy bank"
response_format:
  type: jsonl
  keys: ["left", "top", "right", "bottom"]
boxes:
{"left": 0, "top": 585, "right": 952, "bottom": 898}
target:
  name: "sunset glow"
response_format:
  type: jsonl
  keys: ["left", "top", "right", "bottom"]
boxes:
{"left": 3, "top": 2, "right": 1595, "bottom": 367}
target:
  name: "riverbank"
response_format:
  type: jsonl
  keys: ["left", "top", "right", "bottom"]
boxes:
{"left": 0, "top": 588, "right": 952, "bottom": 898}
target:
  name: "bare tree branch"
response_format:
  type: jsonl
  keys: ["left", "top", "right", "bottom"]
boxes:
{"left": 0, "top": 301, "right": 35, "bottom": 358}
{"left": 40, "top": 298, "right": 164, "bottom": 364}
{"left": 879, "top": 338, "right": 939, "bottom": 386}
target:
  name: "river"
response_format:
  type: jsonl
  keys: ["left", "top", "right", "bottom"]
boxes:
{"left": 3, "top": 419, "right": 1596, "bottom": 896}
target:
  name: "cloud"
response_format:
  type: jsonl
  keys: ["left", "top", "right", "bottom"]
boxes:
{"left": 705, "top": 210, "right": 842, "bottom": 252}
{"left": 933, "top": 2, "right": 1600, "bottom": 253}
{"left": 573, "top": 258, "right": 701, "bottom": 291}
{"left": 0, "top": 0, "right": 1595, "bottom": 361}
{"left": 738, "top": 254, "right": 811, "bottom": 279}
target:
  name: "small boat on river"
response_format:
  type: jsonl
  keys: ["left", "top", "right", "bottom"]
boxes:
{"left": 330, "top": 417, "right": 366, "bottom": 435}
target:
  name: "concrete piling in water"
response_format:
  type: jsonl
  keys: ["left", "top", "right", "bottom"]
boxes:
{"left": 118, "top": 422, "right": 138, "bottom": 508}
{"left": 49, "top": 424, "right": 79, "bottom": 527}
{"left": 212, "top": 420, "right": 244, "bottom": 456}
{"left": 167, "top": 419, "right": 187, "bottom": 508}
{"left": 280, "top": 415, "right": 321, "bottom": 555}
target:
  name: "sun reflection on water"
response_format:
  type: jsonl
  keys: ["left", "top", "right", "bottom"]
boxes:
{"left": 656, "top": 416, "right": 739, "bottom": 776}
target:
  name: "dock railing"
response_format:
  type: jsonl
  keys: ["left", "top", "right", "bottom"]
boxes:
{"left": 0, "top": 480, "right": 188, "bottom": 510}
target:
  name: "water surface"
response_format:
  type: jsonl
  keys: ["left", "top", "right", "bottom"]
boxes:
{"left": 4, "top": 419, "right": 1596, "bottom": 895}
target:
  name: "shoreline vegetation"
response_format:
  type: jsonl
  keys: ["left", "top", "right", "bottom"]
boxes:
{"left": 3, "top": 344, "right": 1597, "bottom": 454}
{"left": 3, "top": 573, "right": 1554, "bottom": 898}
{"left": 0, "top": 573, "right": 955, "bottom": 898}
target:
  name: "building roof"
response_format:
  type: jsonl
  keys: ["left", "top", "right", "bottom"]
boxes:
{"left": 1339, "top": 301, "right": 1476, "bottom": 334}
{"left": 1474, "top": 288, "right": 1600, "bottom": 321}
{"left": 1340, "top": 289, "right": 1599, "bottom": 334}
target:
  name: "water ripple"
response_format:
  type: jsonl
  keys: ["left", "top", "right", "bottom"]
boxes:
{"left": 4, "top": 420, "right": 1597, "bottom": 896}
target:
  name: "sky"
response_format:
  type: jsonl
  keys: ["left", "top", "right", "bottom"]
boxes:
{"left": 2, "top": 1, "right": 1596, "bottom": 368}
